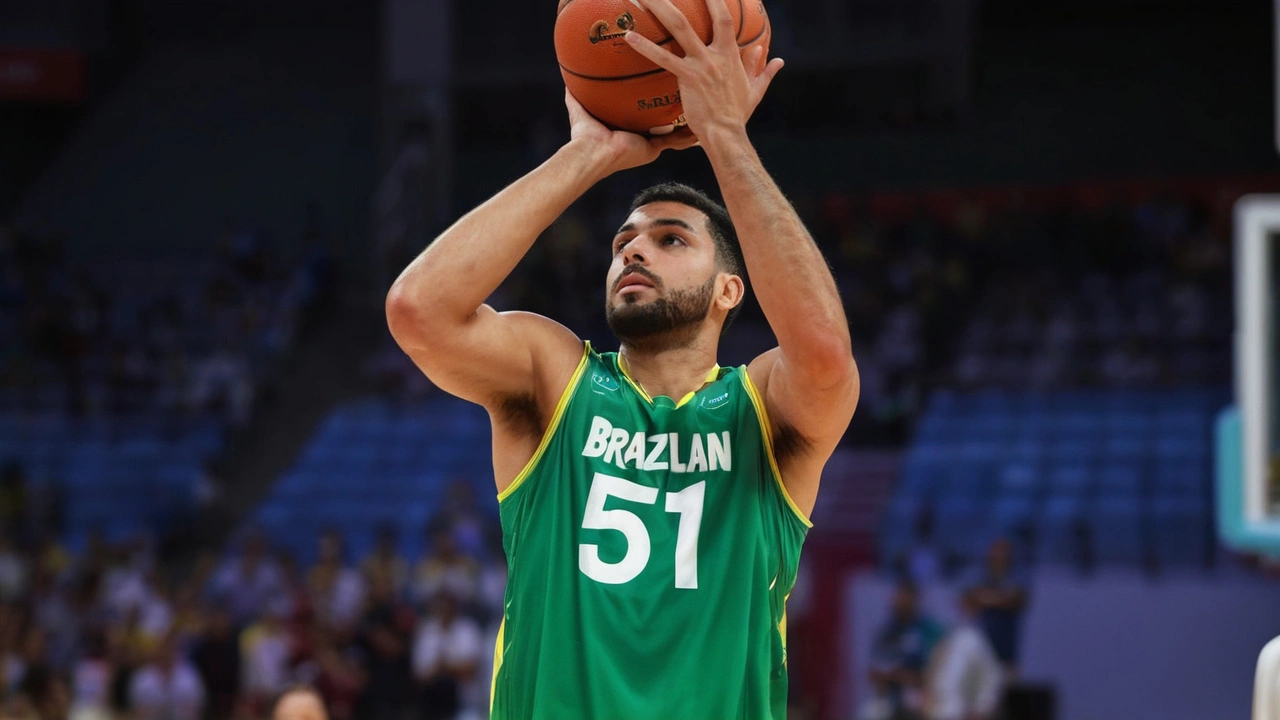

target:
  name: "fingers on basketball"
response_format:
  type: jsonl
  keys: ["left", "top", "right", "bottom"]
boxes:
{"left": 554, "top": 0, "right": 771, "bottom": 134}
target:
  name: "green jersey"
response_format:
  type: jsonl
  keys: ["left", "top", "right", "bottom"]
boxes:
{"left": 491, "top": 343, "right": 812, "bottom": 720}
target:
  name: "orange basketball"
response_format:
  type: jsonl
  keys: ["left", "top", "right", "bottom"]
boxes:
{"left": 555, "top": 0, "right": 771, "bottom": 135}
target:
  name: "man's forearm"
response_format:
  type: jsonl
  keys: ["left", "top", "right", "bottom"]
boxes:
{"left": 701, "top": 127, "right": 852, "bottom": 378}
{"left": 388, "top": 140, "right": 612, "bottom": 325}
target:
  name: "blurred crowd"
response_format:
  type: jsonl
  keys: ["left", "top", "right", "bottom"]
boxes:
{"left": 387, "top": 181, "right": 1229, "bottom": 445}
{"left": 0, "top": 221, "right": 333, "bottom": 431}
{"left": 0, "top": 465, "right": 503, "bottom": 720}
{"left": 865, "top": 539, "right": 1029, "bottom": 720}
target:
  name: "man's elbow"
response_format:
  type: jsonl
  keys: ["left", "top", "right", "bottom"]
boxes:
{"left": 385, "top": 283, "right": 433, "bottom": 348}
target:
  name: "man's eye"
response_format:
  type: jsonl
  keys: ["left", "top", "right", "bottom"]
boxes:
{"left": 662, "top": 235, "right": 684, "bottom": 246}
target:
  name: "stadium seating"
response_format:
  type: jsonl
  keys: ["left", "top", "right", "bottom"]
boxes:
{"left": 880, "top": 389, "right": 1225, "bottom": 570}
{"left": 247, "top": 395, "right": 494, "bottom": 564}
{"left": 0, "top": 410, "right": 223, "bottom": 548}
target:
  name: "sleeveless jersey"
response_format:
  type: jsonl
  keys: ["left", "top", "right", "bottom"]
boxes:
{"left": 491, "top": 343, "right": 811, "bottom": 720}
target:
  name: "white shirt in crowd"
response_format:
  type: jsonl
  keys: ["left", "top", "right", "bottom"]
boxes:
{"left": 210, "top": 557, "right": 283, "bottom": 621}
{"left": 71, "top": 658, "right": 112, "bottom": 710}
{"left": 412, "top": 616, "right": 482, "bottom": 680}
{"left": 241, "top": 625, "right": 291, "bottom": 697}
{"left": 0, "top": 549, "right": 28, "bottom": 601}
{"left": 316, "top": 568, "right": 365, "bottom": 628}
{"left": 924, "top": 623, "right": 1005, "bottom": 720}
{"left": 129, "top": 662, "right": 206, "bottom": 720}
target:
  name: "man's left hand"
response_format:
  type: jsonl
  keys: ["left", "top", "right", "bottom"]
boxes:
{"left": 625, "top": 0, "right": 783, "bottom": 143}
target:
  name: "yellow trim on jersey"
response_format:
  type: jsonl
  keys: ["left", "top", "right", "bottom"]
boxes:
{"left": 779, "top": 593, "right": 791, "bottom": 667}
{"left": 617, "top": 355, "right": 720, "bottom": 408}
{"left": 497, "top": 343, "right": 591, "bottom": 503}
{"left": 741, "top": 370, "right": 814, "bottom": 528}
{"left": 490, "top": 616, "right": 506, "bottom": 713}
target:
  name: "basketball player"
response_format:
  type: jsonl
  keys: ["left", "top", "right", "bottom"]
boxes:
{"left": 385, "top": 0, "right": 858, "bottom": 716}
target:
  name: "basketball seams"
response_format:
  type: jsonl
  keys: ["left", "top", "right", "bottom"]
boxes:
{"left": 560, "top": 65, "right": 667, "bottom": 83}
{"left": 737, "top": 13, "right": 767, "bottom": 48}
{"left": 556, "top": 35, "right": 678, "bottom": 78}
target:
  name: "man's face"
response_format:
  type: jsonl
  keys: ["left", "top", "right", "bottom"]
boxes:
{"left": 605, "top": 202, "right": 728, "bottom": 348}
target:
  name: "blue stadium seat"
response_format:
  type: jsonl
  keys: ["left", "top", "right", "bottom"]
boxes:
{"left": 1090, "top": 495, "right": 1144, "bottom": 565}
{"left": 992, "top": 495, "right": 1036, "bottom": 534}
{"left": 997, "top": 462, "right": 1041, "bottom": 499}
{"left": 1048, "top": 463, "right": 1093, "bottom": 497}
{"left": 935, "top": 495, "right": 988, "bottom": 559}
{"left": 1150, "top": 463, "right": 1205, "bottom": 495}
{"left": 1096, "top": 464, "right": 1144, "bottom": 495}
{"left": 1036, "top": 495, "right": 1084, "bottom": 565}
{"left": 1149, "top": 496, "right": 1209, "bottom": 566}
{"left": 886, "top": 390, "right": 1219, "bottom": 569}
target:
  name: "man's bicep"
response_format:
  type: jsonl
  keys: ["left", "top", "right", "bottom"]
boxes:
{"left": 393, "top": 306, "right": 581, "bottom": 410}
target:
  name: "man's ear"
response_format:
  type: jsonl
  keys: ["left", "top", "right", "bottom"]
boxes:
{"left": 717, "top": 273, "right": 745, "bottom": 312}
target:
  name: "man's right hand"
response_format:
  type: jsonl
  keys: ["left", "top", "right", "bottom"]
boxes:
{"left": 564, "top": 90, "right": 700, "bottom": 177}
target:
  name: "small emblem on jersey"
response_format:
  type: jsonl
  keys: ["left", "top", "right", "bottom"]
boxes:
{"left": 591, "top": 372, "right": 620, "bottom": 395}
{"left": 699, "top": 391, "right": 730, "bottom": 410}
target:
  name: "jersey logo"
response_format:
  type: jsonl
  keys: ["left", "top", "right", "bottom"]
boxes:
{"left": 699, "top": 391, "right": 731, "bottom": 410}
{"left": 590, "top": 372, "right": 620, "bottom": 395}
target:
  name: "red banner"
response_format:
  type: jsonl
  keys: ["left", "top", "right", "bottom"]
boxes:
{"left": 0, "top": 48, "right": 85, "bottom": 103}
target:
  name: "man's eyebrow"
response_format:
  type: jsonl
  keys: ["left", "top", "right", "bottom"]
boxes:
{"left": 613, "top": 218, "right": 697, "bottom": 236}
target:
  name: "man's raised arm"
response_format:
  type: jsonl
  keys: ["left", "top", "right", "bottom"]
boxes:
{"left": 385, "top": 92, "right": 697, "bottom": 410}
{"left": 626, "top": 0, "right": 858, "bottom": 516}
{"left": 705, "top": 126, "right": 859, "bottom": 511}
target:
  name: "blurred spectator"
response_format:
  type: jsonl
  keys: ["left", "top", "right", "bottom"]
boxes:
{"left": 187, "top": 342, "right": 255, "bottom": 427}
{"left": 895, "top": 506, "right": 944, "bottom": 585}
{"left": 435, "top": 480, "right": 487, "bottom": 559}
{"left": 275, "top": 550, "right": 311, "bottom": 622}
{"left": 32, "top": 569, "right": 78, "bottom": 670}
{"left": 240, "top": 603, "right": 292, "bottom": 713}
{"left": 923, "top": 594, "right": 1004, "bottom": 720}
{"left": 68, "top": 633, "right": 113, "bottom": 720}
{"left": 477, "top": 551, "right": 507, "bottom": 627}
{"left": 192, "top": 607, "right": 240, "bottom": 720}
{"left": 0, "top": 533, "right": 29, "bottom": 602}
{"left": 307, "top": 531, "right": 365, "bottom": 631}
{"left": 129, "top": 633, "right": 205, "bottom": 720}
{"left": 273, "top": 684, "right": 330, "bottom": 720}
{"left": 0, "top": 461, "right": 29, "bottom": 539}
{"left": 867, "top": 583, "right": 944, "bottom": 720}
{"left": 209, "top": 531, "right": 283, "bottom": 625}
{"left": 32, "top": 529, "right": 71, "bottom": 581}
{"left": 412, "top": 527, "right": 479, "bottom": 608}
{"left": 361, "top": 524, "right": 409, "bottom": 599}
{"left": 962, "top": 539, "right": 1030, "bottom": 676}
{"left": 307, "top": 633, "right": 364, "bottom": 720}
{"left": 412, "top": 591, "right": 482, "bottom": 720}
{"left": 357, "top": 573, "right": 416, "bottom": 720}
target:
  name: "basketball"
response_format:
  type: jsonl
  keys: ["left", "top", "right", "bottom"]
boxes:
{"left": 555, "top": 0, "right": 772, "bottom": 135}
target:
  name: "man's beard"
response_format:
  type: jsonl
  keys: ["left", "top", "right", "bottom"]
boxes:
{"left": 606, "top": 274, "right": 715, "bottom": 352}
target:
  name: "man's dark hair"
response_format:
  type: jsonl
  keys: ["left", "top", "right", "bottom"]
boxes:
{"left": 630, "top": 183, "right": 747, "bottom": 332}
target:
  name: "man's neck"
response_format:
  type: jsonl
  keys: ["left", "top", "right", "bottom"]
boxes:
{"left": 617, "top": 342, "right": 719, "bottom": 402}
